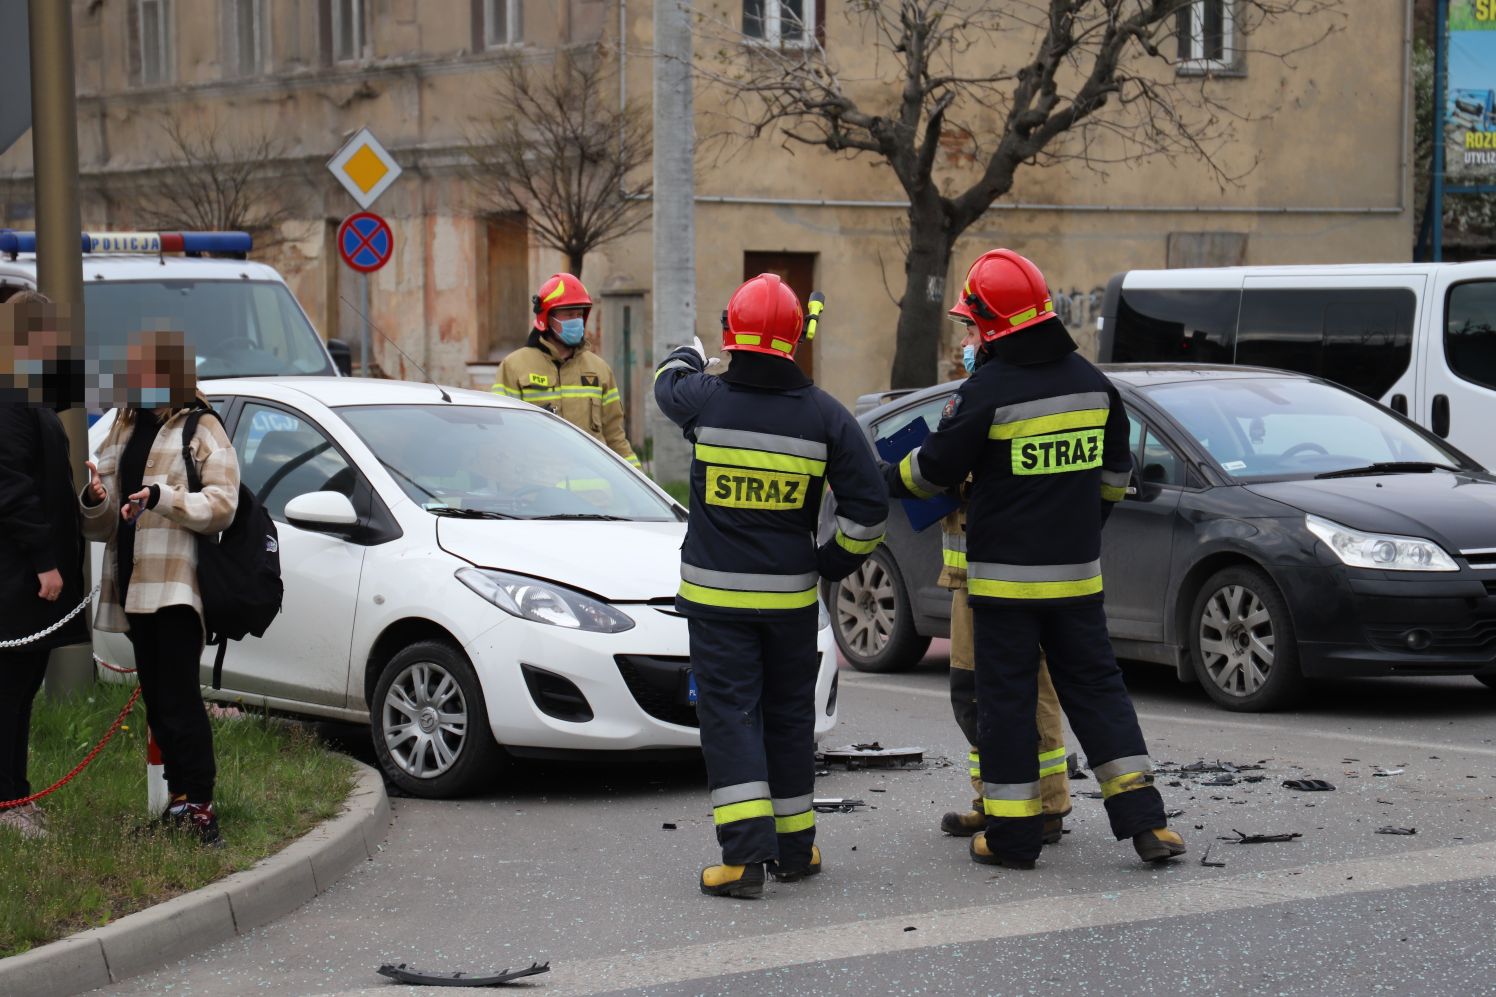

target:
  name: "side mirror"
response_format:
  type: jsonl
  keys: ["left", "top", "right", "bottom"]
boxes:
{"left": 326, "top": 338, "right": 354, "bottom": 377}
{"left": 285, "top": 491, "right": 359, "bottom": 532}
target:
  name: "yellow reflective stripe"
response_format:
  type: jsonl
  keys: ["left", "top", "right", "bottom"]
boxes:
{"left": 714, "top": 799, "right": 774, "bottom": 825}
{"left": 983, "top": 797, "right": 1042, "bottom": 818}
{"left": 491, "top": 384, "right": 521, "bottom": 397}
{"left": 557, "top": 385, "right": 605, "bottom": 397}
{"left": 1101, "top": 483, "right": 1127, "bottom": 502}
{"left": 989, "top": 408, "right": 1110, "bottom": 440}
{"left": 770, "top": 338, "right": 796, "bottom": 354}
{"left": 603, "top": 389, "right": 622, "bottom": 405}
{"left": 774, "top": 811, "right": 815, "bottom": 834}
{"left": 899, "top": 452, "right": 937, "bottom": 499}
{"left": 943, "top": 548, "right": 968, "bottom": 569}
{"left": 679, "top": 580, "right": 818, "bottom": 611}
{"left": 694, "top": 443, "right": 826, "bottom": 476}
{"left": 1100, "top": 770, "right": 1154, "bottom": 799}
{"left": 968, "top": 575, "right": 1103, "bottom": 600}
{"left": 735, "top": 334, "right": 762, "bottom": 346}
{"left": 626, "top": 454, "right": 641, "bottom": 466}
{"left": 1009, "top": 306, "right": 1039, "bottom": 326}
{"left": 1039, "top": 746, "right": 1067, "bottom": 763}
{"left": 542, "top": 279, "right": 567, "bottom": 304}
{"left": 1038, "top": 747, "right": 1068, "bottom": 778}
{"left": 835, "top": 529, "right": 883, "bottom": 554}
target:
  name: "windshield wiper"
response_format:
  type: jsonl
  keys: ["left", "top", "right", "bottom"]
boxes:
{"left": 529, "top": 513, "right": 629, "bottom": 521}
{"left": 427, "top": 506, "right": 518, "bottom": 520}
{"left": 1314, "top": 461, "right": 1460, "bottom": 480}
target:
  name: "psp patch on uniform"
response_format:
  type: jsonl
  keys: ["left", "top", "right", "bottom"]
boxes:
{"left": 941, "top": 395, "right": 962, "bottom": 421}
{"left": 582, "top": 374, "right": 600, "bottom": 387}
{"left": 528, "top": 372, "right": 550, "bottom": 387}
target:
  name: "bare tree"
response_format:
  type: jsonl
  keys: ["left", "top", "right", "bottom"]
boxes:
{"left": 696, "top": 0, "right": 1342, "bottom": 387}
{"left": 467, "top": 46, "right": 653, "bottom": 278}
{"left": 136, "top": 117, "right": 304, "bottom": 249}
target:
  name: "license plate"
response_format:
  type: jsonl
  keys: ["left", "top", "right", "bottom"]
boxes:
{"left": 686, "top": 669, "right": 698, "bottom": 706}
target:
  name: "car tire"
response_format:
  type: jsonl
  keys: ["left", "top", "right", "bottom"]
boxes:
{"left": 829, "top": 548, "right": 930, "bottom": 673}
{"left": 1188, "top": 566, "right": 1304, "bottom": 713}
{"left": 370, "top": 640, "right": 503, "bottom": 798}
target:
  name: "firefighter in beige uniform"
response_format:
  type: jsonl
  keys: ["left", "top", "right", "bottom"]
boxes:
{"left": 492, "top": 273, "right": 641, "bottom": 468}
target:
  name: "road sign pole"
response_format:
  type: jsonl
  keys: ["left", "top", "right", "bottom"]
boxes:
{"left": 359, "top": 270, "right": 373, "bottom": 376}
{"left": 1433, "top": 0, "right": 1449, "bottom": 263}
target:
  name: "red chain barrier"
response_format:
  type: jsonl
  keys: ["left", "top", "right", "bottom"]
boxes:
{"left": 93, "top": 654, "right": 138, "bottom": 675}
{"left": 0, "top": 686, "right": 142, "bottom": 810}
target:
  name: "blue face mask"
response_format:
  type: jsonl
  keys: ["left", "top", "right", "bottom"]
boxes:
{"left": 557, "top": 318, "right": 586, "bottom": 346}
{"left": 15, "top": 359, "right": 44, "bottom": 377}
{"left": 961, "top": 344, "right": 978, "bottom": 374}
{"left": 138, "top": 387, "right": 173, "bottom": 409}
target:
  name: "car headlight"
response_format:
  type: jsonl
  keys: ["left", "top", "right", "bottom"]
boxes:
{"left": 1304, "top": 515, "right": 1458, "bottom": 572}
{"left": 456, "top": 567, "right": 635, "bottom": 632}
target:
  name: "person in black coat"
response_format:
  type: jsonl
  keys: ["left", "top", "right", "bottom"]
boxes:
{"left": 0, "top": 290, "right": 88, "bottom": 839}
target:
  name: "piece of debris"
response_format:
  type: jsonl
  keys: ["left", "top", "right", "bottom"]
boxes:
{"left": 1204, "top": 775, "right": 1237, "bottom": 787}
{"left": 1200, "top": 844, "right": 1226, "bottom": 868}
{"left": 376, "top": 962, "right": 550, "bottom": 987}
{"left": 1373, "top": 767, "right": 1405, "bottom": 777}
{"left": 1080, "top": 791, "right": 1105, "bottom": 800}
{"left": 1165, "top": 809, "right": 1185, "bottom": 819}
{"left": 1376, "top": 826, "right": 1418, "bottom": 836}
{"left": 869, "top": 787, "right": 887, "bottom": 793}
{"left": 903, "top": 926, "right": 917, "bottom": 932}
{"left": 1282, "top": 779, "right": 1336, "bottom": 792}
{"left": 1230, "top": 829, "right": 1302, "bottom": 844}
{"left": 812, "top": 797, "right": 867, "bottom": 813}
{"left": 1243, "top": 775, "right": 1266, "bottom": 783}
{"left": 1066, "top": 753, "right": 1088, "bottom": 779}
{"left": 661, "top": 822, "right": 677, "bottom": 830}
{"left": 818, "top": 744, "right": 924, "bottom": 769}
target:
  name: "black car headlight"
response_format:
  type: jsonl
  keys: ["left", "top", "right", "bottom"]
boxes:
{"left": 1305, "top": 515, "right": 1458, "bottom": 572}
{"left": 456, "top": 567, "right": 636, "bottom": 633}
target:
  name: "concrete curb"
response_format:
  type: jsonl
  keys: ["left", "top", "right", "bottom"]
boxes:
{"left": 0, "top": 760, "right": 390, "bottom": 997}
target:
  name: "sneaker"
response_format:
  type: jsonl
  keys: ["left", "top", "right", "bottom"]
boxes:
{"left": 161, "top": 793, "right": 190, "bottom": 828}
{"left": 182, "top": 802, "right": 224, "bottom": 848}
{"left": 699, "top": 861, "right": 764, "bottom": 899}
{"left": 0, "top": 805, "right": 47, "bottom": 840}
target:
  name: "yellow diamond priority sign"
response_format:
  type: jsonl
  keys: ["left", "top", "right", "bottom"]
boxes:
{"left": 327, "top": 127, "right": 402, "bottom": 210}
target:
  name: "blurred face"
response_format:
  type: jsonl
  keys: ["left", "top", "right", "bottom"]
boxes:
{"left": 124, "top": 331, "right": 196, "bottom": 408}
{"left": 960, "top": 323, "right": 981, "bottom": 351}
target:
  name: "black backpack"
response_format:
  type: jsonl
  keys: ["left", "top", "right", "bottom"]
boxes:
{"left": 181, "top": 408, "right": 284, "bottom": 689}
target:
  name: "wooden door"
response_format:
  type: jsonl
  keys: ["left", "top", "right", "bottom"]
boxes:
{"left": 743, "top": 251, "right": 817, "bottom": 380}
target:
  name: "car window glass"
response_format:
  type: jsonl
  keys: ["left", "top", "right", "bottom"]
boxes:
{"left": 232, "top": 403, "right": 356, "bottom": 522}
{"left": 875, "top": 394, "right": 951, "bottom": 440}
{"left": 1141, "top": 429, "right": 1185, "bottom": 486}
{"left": 1446, "top": 281, "right": 1496, "bottom": 391}
{"left": 1238, "top": 288, "right": 1414, "bottom": 399}
{"left": 1108, "top": 289, "right": 1239, "bottom": 363}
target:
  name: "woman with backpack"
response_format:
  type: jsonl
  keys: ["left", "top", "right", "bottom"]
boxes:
{"left": 80, "top": 330, "right": 239, "bottom": 846}
{"left": 0, "top": 290, "right": 88, "bottom": 839}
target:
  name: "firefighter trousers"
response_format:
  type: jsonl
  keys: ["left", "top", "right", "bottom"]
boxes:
{"left": 949, "top": 589, "right": 1070, "bottom": 816}
{"left": 972, "top": 600, "right": 1165, "bottom": 863}
{"left": 688, "top": 615, "right": 818, "bottom": 868}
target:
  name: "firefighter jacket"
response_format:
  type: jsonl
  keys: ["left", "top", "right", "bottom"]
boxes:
{"left": 654, "top": 349, "right": 890, "bottom": 619}
{"left": 493, "top": 332, "right": 640, "bottom": 467}
{"left": 886, "top": 320, "right": 1132, "bottom": 606}
{"left": 938, "top": 503, "right": 967, "bottom": 590}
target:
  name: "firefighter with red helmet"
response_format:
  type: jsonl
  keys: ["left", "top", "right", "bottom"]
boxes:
{"left": 887, "top": 249, "right": 1185, "bottom": 870}
{"left": 493, "top": 273, "right": 640, "bottom": 467}
{"left": 655, "top": 274, "right": 888, "bottom": 899}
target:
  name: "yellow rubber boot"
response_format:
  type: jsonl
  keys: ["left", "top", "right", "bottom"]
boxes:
{"left": 1133, "top": 827, "right": 1187, "bottom": 863}
{"left": 769, "top": 845, "right": 822, "bottom": 883}
{"left": 969, "top": 833, "right": 1036, "bottom": 870}
{"left": 700, "top": 862, "right": 765, "bottom": 898}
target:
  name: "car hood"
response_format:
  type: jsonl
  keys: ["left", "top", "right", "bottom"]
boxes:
{"left": 435, "top": 519, "right": 686, "bottom": 601}
{"left": 1246, "top": 472, "right": 1496, "bottom": 551}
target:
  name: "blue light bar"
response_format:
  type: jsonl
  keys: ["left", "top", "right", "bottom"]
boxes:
{"left": 0, "top": 230, "right": 253, "bottom": 255}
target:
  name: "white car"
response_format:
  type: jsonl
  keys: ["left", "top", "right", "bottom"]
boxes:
{"left": 91, "top": 378, "right": 841, "bottom": 796}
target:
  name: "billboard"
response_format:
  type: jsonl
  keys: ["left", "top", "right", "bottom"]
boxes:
{"left": 1449, "top": 0, "right": 1496, "bottom": 176}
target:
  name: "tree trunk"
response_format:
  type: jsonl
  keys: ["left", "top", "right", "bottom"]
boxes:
{"left": 889, "top": 212, "right": 955, "bottom": 389}
{"left": 568, "top": 250, "right": 585, "bottom": 277}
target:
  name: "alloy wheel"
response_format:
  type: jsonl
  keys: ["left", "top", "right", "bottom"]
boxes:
{"left": 382, "top": 661, "right": 469, "bottom": 779}
{"left": 1197, "top": 584, "right": 1275, "bottom": 698}
{"left": 836, "top": 558, "right": 897, "bottom": 657}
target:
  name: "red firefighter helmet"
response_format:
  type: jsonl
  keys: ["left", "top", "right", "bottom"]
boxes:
{"left": 722, "top": 273, "right": 805, "bottom": 359}
{"left": 955, "top": 249, "right": 1055, "bottom": 342}
{"left": 532, "top": 273, "right": 593, "bottom": 332}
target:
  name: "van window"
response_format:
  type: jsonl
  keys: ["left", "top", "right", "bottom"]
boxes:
{"left": 1109, "top": 289, "right": 1238, "bottom": 364}
{"left": 1236, "top": 288, "right": 1414, "bottom": 399}
{"left": 1446, "top": 281, "right": 1496, "bottom": 392}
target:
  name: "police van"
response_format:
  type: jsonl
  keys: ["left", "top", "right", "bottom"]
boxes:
{"left": 1097, "top": 263, "right": 1496, "bottom": 470}
{"left": 0, "top": 229, "right": 350, "bottom": 389}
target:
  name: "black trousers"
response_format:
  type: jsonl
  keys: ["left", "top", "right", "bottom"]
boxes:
{"left": 0, "top": 649, "right": 50, "bottom": 801}
{"left": 688, "top": 615, "right": 819, "bottom": 868}
{"left": 972, "top": 599, "right": 1165, "bottom": 862}
{"left": 126, "top": 606, "right": 216, "bottom": 804}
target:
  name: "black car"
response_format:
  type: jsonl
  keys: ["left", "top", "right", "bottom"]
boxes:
{"left": 821, "top": 365, "right": 1496, "bottom": 711}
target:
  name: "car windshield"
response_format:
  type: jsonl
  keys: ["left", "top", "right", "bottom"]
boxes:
{"left": 337, "top": 404, "right": 679, "bottom": 521}
{"left": 1143, "top": 378, "right": 1468, "bottom": 480}
{"left": 84, "top": 280, "right": 335, "bottom": 378}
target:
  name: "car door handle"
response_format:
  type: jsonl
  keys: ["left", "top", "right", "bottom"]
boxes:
{"left": 1432, "top": 394, "right": 1450, "bottom": 438}
{"left": 1390, "top": 393, "right": 1408, "bottom": 416}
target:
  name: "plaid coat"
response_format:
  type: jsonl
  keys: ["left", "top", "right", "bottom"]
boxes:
{"left": 79, "top": 408, "right": 239, "bottom": 633}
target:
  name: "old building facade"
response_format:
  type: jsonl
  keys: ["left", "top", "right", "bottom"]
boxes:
{"left": 0, "top": 0, "right": 1413, "bottom": 458}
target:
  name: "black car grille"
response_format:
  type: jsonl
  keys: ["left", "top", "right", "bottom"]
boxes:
{"left": 615, "top": 655, "right": 698, "bottom": 728}
{"left": 1365, "top": 619, "right": 1496, "bottom": 657}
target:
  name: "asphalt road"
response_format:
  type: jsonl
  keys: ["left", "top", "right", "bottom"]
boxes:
{"left": 100, "top": 647, "right": 1496, "bottom": 996}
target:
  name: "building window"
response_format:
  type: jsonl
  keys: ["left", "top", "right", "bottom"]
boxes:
{"left": 1175, "top": 0, "right": 1235, "bottom": 73}
{"left": 484, "top": 0, "right": 522, "bottom": 47}
{"left": 225, "top": 0, "right": 266, "bottom": 76}
{"left": 332, "top": 0, "right": 365, "bottom": 63}
{"left": 744, "top": 0, "right": 816, "bottom": 47}
{"left": 138, "top": 0, "right": 172, "bottom": 84}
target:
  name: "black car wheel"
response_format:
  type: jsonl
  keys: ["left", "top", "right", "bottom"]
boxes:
{"left": 371, "top": 640, "right": 503, "bottom": 798}
{"left": 829, "top": 548, "right": 930, "bottom": 673}
{"left": 1189, "top": 566, "right": 1304, "bottom": 712}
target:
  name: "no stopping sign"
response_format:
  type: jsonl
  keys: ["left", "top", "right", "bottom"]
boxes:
{"left": 338, "top": 212, "right": 394, "bottom": 273}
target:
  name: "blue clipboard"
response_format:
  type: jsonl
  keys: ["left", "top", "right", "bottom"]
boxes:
{"left": 875, "top": 417, "right": 959, "bottom": 532}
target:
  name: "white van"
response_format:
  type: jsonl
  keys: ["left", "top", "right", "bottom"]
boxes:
{"left": 1097, "top": 263, "right": 1496, "bottom": 470}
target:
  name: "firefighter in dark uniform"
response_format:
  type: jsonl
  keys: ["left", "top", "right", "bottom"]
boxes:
{"left": 887, "top": 249, "right": 1186, "bottom": 870}
{"left": 655, "top": 274, "right": 889, "bottom": 899}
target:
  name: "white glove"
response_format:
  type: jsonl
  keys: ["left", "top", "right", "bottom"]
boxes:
{"left": 691, "top": 336, "right": 722, "bottom": 371}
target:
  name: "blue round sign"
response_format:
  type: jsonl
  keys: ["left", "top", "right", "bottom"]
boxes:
{"left": 338, "top": 212, "right": 393, "bottom": 273}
